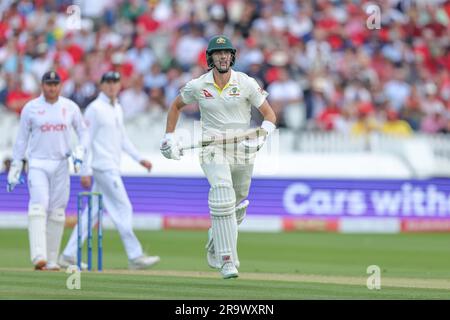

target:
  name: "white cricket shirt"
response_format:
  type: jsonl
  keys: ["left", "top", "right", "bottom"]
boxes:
{"left": 81, "top": 92, "right": 142, "bottom": 175}
{"left": 180, "top": 69, "right": 268, "bottom": 136}
{"left": 12, "top": 94, "right": 89, "bottom": 162}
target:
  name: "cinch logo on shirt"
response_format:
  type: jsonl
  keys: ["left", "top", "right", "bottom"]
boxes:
{"left": 202, "top": 89, "right": 214, "bottom": 98}
{"left": 40, "top": 123, "right": 67, "bottom": 132}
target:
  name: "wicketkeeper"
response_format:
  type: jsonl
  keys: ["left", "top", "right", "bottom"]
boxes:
{"left": 7, "top": 71, "right": 89, "bottom": 270}
{"left": 160, "top": 35, "right": 277, "bottom": 279}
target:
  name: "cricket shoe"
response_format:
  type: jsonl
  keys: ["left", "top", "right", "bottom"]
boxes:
{"left": 33, "top": 256, "right": 47, "bottom": 271}
{"left": 44, "top": 262, "right": 61, "bottom": 271}
{"left": 220, "top": 262, "right": 238, "bottom": 279}
{"left": 58, "top": 254, "right": 88, "bottom": 270}
{"left": 129, "top": 255, "right": 160, "bottom": 270}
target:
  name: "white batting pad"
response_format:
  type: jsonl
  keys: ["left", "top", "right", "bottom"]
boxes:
{"left": 46, "top": 208, "right": 66, "bottom": 265}
{"left": 206, "top": 199, "right": 249, "bottom": 268}
{"left": 211, "top": 215, "right": 238, "bottom": 267}
{"left": 28, "top": 204, "right": 47, "bottom": 262}
{"left": 208, "top": 184, "right": 238, "bottom": 267}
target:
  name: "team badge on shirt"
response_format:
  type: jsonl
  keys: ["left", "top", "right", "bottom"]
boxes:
{"left": 228, "top": 87, "right": 240, "bottom": 96}
{"left": 202, "top": 89, "right": 214, "bottom": 98}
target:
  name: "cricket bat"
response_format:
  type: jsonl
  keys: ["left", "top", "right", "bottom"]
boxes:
{"left": 181, "top": 127, "right": 267, "bottom": 151}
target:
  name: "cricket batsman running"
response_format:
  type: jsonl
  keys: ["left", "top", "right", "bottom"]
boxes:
{"left": 160, "top": 35, "right": 277, "bottom": 279}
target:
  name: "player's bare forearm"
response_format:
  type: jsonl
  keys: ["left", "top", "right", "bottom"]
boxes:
{"left": 165, "top": 95, "right": 186, "bottom": 133}
{"left": 258, "top": 100, "right": 277, "bottom": 124}
{"left": 165, "top": 106, "right": 180, "bottom": 133}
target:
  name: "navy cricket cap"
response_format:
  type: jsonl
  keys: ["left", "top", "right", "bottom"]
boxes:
{"left": 41, "top": 71, "right": 61, "bottom": 84}
{"left": 101, "top": 71, "right": 121, "bottom": 83}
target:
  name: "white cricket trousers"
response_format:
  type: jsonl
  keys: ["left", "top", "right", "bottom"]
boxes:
{"left": 199, "top": 145, "right": 255, "bottom": 203}
{"left": 28, "top": 159, "right": 70, "bottom": 212}
{"left": 63, "top": 170, "right": 143, "bottom": 260}
{"left": 27, "top": 158, "right": 70, "bottom": 264}
{"left": 201, "top": 162, "right": 254, "bottom": 204}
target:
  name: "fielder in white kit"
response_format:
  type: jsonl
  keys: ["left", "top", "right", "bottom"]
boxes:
{"left": 160, "top": 35, "right": 277, "bottom": 279}
{"left": 59, "top": 71, "right": 160, "bottom": 270}
{"left": 7, "top": 71, "right": 89, "bottom": 270}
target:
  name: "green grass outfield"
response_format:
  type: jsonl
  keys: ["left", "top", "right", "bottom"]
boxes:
{"left": 0, "top": 229, "right": 450, "bottom": 299}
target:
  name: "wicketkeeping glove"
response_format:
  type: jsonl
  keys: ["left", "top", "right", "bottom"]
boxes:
{"left": 6, "top": 160, "right": 25, "bottom": 192}
{"left": 72, "top": 145, "right": 85, "bottom": 173}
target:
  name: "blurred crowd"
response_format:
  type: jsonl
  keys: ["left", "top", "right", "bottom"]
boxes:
{"left": 1, "top": 0, "right": 450, "bottom": 137}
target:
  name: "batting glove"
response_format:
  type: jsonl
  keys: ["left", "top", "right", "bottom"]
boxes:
{"left": 6, "top": 160, "right": 25, "bottom": 192}
{"left": 240, "top": 121, "right": 276, "bottom": 152}
{"left": 160, "top": 133, "right": 183, "bottom": 160}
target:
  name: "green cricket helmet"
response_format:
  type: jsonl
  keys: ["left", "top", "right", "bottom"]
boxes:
{"left": 206, "top": 35, "right": 236, "bottom": 69}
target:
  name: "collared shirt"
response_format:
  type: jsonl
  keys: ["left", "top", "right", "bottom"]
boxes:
{"left": 12, "top": 94, "right": 89, "bottom": 161}
{"left": 180, "top": 69, "right": 268, "bottom": 136}
{"left": 81, "top": 92, "right": 142, "bottom": 175}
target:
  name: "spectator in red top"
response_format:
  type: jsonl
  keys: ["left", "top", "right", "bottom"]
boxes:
{"left": 64, "top": 37, "right": 84, "bottom": 65}
{"left": 2, "top": 2, "right": 27, "bottom": 35}
{"left": 137, "top": 6, "right": 160, "bottom": 34}
{"left": 52, "top": 54, "right": 70, "bottom": 83}
{"left": 316, "top": 98, "right": 342, "bottom": 131}
{"left": 6, "top": 77, "right": 33, "bottom": 115}
{"left": 110, "top": 51, "right": 134, "bottom": 89}
{"left": 0, "top": 20, "right": 9, "bottom": 43}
